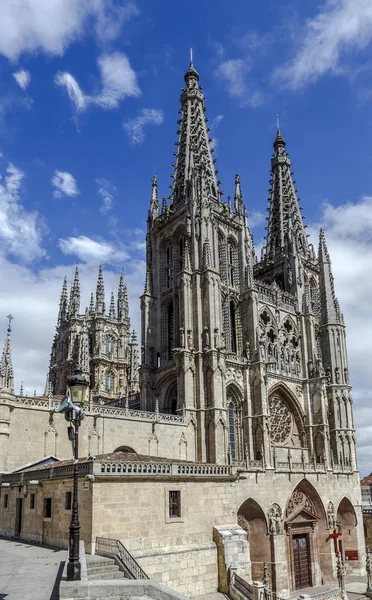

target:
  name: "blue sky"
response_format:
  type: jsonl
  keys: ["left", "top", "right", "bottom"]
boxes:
{"left": 1, "top": 0, "right": 372, "bottom": 473}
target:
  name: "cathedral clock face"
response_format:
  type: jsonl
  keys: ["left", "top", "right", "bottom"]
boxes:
{"left": 269, "top": 395, "right": 293, "bottom": 444}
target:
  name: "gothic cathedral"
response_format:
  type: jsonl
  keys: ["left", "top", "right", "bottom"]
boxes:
{"left": 140, "top": 59, "right": 355, "bottom": 471}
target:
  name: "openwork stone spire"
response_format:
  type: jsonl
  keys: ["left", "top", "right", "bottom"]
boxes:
{"left": 263, "top": 129, "right": 308, "bottom": 260}
{"left": 57, "top": 276, "right": 68, "bottom": 326}
{"left": 117, "top": 273, "right": 129, "bottom": 320}
{"left": 109, "top": 291, "right": 116, "bottom": 319}
{"left": 96, "top": 265, "right": 105, "bottom": 314}
{"left": 171, "top": 59, "right": 219, "bottom": 206}
{"left": 318, "top": 229, "right": 343, "bottom": 324}
{"left": 0, "top": 314, "right": 14, "bottom": 393}
{"left": 150, "top": 175, "right": 159, "bottom": 219}
{"left": 69, "top": 266, "right": 80, "bottom": 317}
{"left": 234, "top": 173, "right": 243, "bottom": 214}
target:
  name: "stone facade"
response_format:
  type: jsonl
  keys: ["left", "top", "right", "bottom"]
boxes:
{"left": 49, "top": 266, "right": 139, "bottom": 403}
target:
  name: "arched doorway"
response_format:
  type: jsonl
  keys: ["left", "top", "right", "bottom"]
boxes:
{"left": 337, "top": 497, "right": 359, "bottom": 571}
{"left": 238, "top": 498, "right": 270, "bottom": 581}
{"left": 285, "top": 480, "right": 328, "bottom": 591}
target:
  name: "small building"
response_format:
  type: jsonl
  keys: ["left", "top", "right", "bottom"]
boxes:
{"left": 0, "top": 452, "right": 364, "bottom": 598}
{"left": 361, "top": 474, "right": 372, "bottom": 548}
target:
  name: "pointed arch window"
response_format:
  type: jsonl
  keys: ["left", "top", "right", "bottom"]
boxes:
{"left": 228, "top": 403, "right": 237, "bottom": 459}
{"left": 228, "top": 243, "right": 234, "bottom": 287}
{"left": 166, "top": 245, "right": 173, "bottom": 288}
{"left": 105, "top": 373, "right": 115, "bottom": 393}
{"left": 167, "top": 302, "right": 174, "bottom": 361}
{"left": 230, "top": 301, "right": 237, "bottom": 353}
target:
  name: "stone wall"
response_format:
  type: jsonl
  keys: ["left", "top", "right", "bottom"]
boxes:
{"left": 0, "top": 479, "right": 93, "bottom": 548}
{"left": 0, "top": 395, "right": 196, "bottom": 473}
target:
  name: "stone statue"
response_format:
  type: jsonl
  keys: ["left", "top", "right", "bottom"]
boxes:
{"left": 186, "top": 213, "right": 192, "bottom": 237}
{"left": 327, "top": 501, "right": 336, "bottom": 530}
{"left": 245, "top": 341, "right": 250, "bottom": 360}
{"left": 204, "top": 327, "right": 210, "bottom": 349}
{"left": 187, "top": 329, "right": 193, "bottom": 350}
{"left": 214, "top": 328, "right": 219, "bottom": 349}
{"left": 308, "top": 358, "right": 314, "bottom": 378}
{"left": 335, "top": 366, "right": 340, "bottom": 383}
{"left": 268, "top": 503, "right": 283, "bottom": 535}
{"left": 179, "top": 328, "right": 185, "bottom": 348}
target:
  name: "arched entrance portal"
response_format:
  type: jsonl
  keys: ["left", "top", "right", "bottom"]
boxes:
{"left": 337, "top": 497, "right": 359, "bottom": 572}
{"left": 238, "top": 498, "right": 270, "bottom": 582}
{"left": 285, "top": 480, "right": 329, "bottom": 592}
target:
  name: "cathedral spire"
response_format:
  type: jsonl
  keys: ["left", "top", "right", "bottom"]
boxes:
{"left": 96, "top": 265, "right": 105, "bottom": 314}
{"left": 89, "top": 292, "right": 95, "bottom": 315}
{"left": 69, "top": 266, "right": 80, "bottom": 317}
{"left": 57, "top": 276, "right": 68, "bottom": 326}
{"left": 263, "top": 129, "right": 308, "bottom": 260}
{"left": 234, "top": 173, "right": 243, "bottom": 214}
{"left": 150, "top": 175, "right": 159, "bottom": 219}
{"left": 318, "top": 229, "right": 343, "bottom": 325}
{"left": 109, "top": 291, "right": 116, "bottom": 319}
{"left": 171, "top": 60, "right": 219, "bottom": 206}
{"left": 0, "top": 314, "right": 14, "bottom": 393}
{"left": 117, "top": 273, "right": 129, "bottom": 321}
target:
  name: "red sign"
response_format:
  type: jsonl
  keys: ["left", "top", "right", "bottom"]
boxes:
{"left": 345, "top": 550, "right": 359, "bottom": 561}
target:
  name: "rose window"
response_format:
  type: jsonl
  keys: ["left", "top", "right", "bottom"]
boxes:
{"left": 269, "top": 395, "right": 293, "bottom": 444}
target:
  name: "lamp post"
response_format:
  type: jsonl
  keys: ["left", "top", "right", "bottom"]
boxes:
{"left": 56, "top": 367, "right": 88, "bottom": 581}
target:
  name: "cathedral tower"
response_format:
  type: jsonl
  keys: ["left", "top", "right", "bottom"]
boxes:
{"left": 140, "top": 60, "right": 356, "bottom": 470}
{"left": 50, "top": 266, "right": 139, "bottom": 403}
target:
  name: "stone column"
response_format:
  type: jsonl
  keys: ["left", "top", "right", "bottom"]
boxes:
{"left": 0, "top": 399, "right": 11, "bottom": 472}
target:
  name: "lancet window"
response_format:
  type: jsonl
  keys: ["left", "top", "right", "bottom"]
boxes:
{"left": 227, "top": 388, "right": 243, "bottom": 461}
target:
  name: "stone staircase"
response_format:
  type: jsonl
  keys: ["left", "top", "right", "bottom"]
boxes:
{"left": 86, "top": 554, "right": 126, "bottom": 581}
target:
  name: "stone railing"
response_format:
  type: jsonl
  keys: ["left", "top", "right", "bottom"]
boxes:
{"left": 97, "top": 461, "right": 233, "bottom": 477}
{"left": 1, "top": 459, "right": 234, "bottom": 485}
{"left": 3, "top": 395, "right": 186, "bottom": 425}
{"left": 255, "top": 282, "right": 296, "bottom": 311}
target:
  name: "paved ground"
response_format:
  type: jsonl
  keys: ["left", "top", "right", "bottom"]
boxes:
{"left": 0, "top": 537, "right": 66, "bottom": 600}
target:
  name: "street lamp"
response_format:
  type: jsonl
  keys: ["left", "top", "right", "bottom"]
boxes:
{"left": 56, "top": 367, "right": 88, "bottom": 581}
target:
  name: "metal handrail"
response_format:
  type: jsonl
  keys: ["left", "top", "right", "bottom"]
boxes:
{"left": 96, "top": 536, "right": 148, "bottom": 580}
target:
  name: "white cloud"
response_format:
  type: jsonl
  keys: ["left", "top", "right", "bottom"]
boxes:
{"left": 123, "top": 108, "right": 164, "bottom": 144}
{"left": 307, "top": 194, "right": 372, "bottom": 475}
{"left": 0, "top": 0, "right": 139, "bottom": 61}
{"left": 55, "top": 52, "right": 140, "bottom": 112}
{"left": 96, "top": 178, "right": 114, "bottom": 214}
{"left": 51, "top": 170, "right": 79, "bottom": 198}
{"left": 58, "top": 235, "right": 128, "bottom": 264}
{"left": 55, "top": 73, "right": 86, "bottom": 111}
{"left": 13, "top": 69, "right": 31, "bottom": 90}
{"left": 216, "top": 59, "right": 247, "bottom": 97}
{"left": 0, "top": 162, "right": 45, "bottom": 262}
{"left": 275, "top": 0, "right": 372, "bottom": 89}
{"left": 216, "top": 59, "right": 264, "bottom": 107}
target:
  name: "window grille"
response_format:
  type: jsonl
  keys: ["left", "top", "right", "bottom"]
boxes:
{"left": 169, "top": 491, "right": 181, "bottom": 518}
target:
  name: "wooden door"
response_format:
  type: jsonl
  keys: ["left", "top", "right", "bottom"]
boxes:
{"left": 292, "top": 534, "right": 311, "bottom": 589}
{"left": 15, "top": 497, "right": 23, "bottom": 536}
